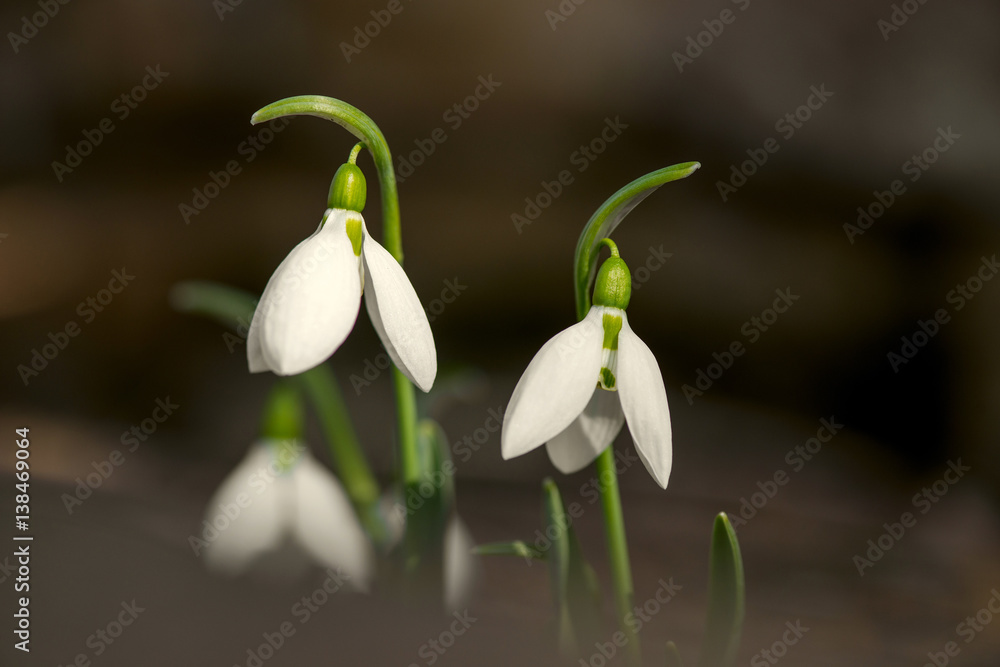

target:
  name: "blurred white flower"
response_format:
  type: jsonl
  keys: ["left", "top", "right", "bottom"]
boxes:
{"left": 202, "top": 440, "right": 373, "bottom": 589}
{"left": 443, "top": 515, "right": 478, "bottom": 612}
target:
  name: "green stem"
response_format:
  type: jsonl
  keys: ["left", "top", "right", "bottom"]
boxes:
{"left": 573, "top": 163, "right": 700, "bottom": 320}
{"left": 595, "top": 446, "right": 640, "bottom": 665}
{"left": 571, "top": 165, "right": 700, "bottom": 664}
{"left": 393, "top": 367, "right": 421, "bottom": 484}
{"left": 251, "top": 96, "right": 421, "bottom": 491}
{"left": 298, "top": 366, "right": 378, "bottom": 505}
{"left": 298, "top": 365, "right": 389, "bottom": 546}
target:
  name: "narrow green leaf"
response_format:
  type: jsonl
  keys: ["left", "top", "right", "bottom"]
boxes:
{"left": 665, "top": 641, "right": 683, "bottom": 667}
{"left": 573, "top": 163, "right": 700, "bottom": 320}
{"left": 698, "top": 513, "right": 745, "bottom": 667}
{"left": 401, "top": 419, "right": 455, "bottom": 586}
{"left": 541, "top": 478, "right": 604, "bottom": 657}
{"left": 169, "top": 280, "right": 256, "bottom": 330}
{"left": 472, "top": 541, "right": 545, "bottom": 561}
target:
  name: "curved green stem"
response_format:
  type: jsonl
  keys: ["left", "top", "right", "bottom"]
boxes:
{"left": 251, "top": 96, "right": 421, "bottom": 492}
{"left": 251, "top": 96, "right": 404, "bottom": 263}
{"left": 572, "top": 164, "right": 700, "bottom": 665}
{"left": 573, "top": 162, "right": 700, "bottom": 320}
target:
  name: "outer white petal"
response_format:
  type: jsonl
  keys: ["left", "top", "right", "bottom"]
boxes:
{"left": 203, "top": 443, "right": 287, "bottom": 575}
{"left": 617, "top": 316, "right": 673, "bottom": 489}
{"left": 443, "top": 515, "right": 478, "bottom": 613}
{"left": 361, "top": 226, "right": 437, "bottom": 392}
{"left": 501, "top": 308, "right": 604, "bottom": 461}
{"left": 290, "top": 451, "right": 374, "bottom": 591}
{"left": 247, "top": 313, "right": 267, "bottom": 373}
{"left": 545, "top": 387, "right": 625, "bottom": 474}
{"left": 248, "top": 210, "right": 362, "bottom": 376}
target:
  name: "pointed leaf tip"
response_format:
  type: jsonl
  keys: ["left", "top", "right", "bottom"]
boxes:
{"left": 698, "top": 513, "right": 745, "bottom": 667}
{"left": 665, "top": 641, "right": 684, "bottom": 667}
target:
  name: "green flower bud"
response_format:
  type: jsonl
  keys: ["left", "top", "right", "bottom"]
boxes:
{"left": 260, "top": 382, "right": 304, "bottom": 442}
{"left": 592, "top": 256, "right": 631, "bottom": 310}
{"left": 327, "top": 162, "right": 367, "bottom": 213}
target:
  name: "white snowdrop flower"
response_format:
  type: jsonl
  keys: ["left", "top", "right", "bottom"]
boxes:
{"left": 202, "top": 439, "right": 374, "bottom": 589}
{"left": 247, "top": 154, "right": 436, "bottom": 390}
{"left": 501, "top": 245, "right": 673, "bottom": 488}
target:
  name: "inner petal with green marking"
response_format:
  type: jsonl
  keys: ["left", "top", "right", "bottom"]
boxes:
{"left": 345, "top": 212, "right": 364, "bottom": 257}
{"left": 267, "top": 438, "right": 302, "bottom": 474}
{"left": 599, "top": 308, "right": 623, "bottom": 391}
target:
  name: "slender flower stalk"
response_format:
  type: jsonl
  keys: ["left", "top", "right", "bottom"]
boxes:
{"left": 571, "top": 167, "right": 698, "bottom": 664}
{"left": 250, "top": 96, "right": 426, "bottom": 504}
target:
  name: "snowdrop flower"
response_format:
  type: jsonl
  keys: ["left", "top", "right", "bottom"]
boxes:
{"left": 202, "top": 438, "right": 374, "bottom": 589}
{"left": 247, "top": 145, "right": 436, "bottom": 390}
{"left": 501, "top": 241, "right": 672, "bottom": 488}
{"left": 200, "top": 384, "right": 372, "bottom": 587}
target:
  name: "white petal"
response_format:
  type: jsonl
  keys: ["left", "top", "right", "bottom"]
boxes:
{"left": 443, "top": 515, "right": 478, "bottom": 613}
{"left": 203, "top": 443, "right": 287, "bottom": 575}
{"left": 290, "top": 451, "right": 374, "bottom": 591}
{"left": 379, "top": 487, "right": 406, "bottom": 551}
{"left": 545, "top": 387, "right": 625, "bottom": 474}
{"left": 617, "top": 317, "right": 673, "bottom": 489}
{"left": 248, "top": 210, "right": 362, "bottom": 376}
{"left": 362, "top": 226, "right": 437, "bottom": 392}
{"left": 247, "top": 313, "right": 267, "bottom": 373}
{"left": 501, "top": 308, "right": 604, "bottom": 460}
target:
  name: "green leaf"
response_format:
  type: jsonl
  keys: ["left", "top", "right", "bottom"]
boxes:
{"left": 472, "top": 541, "right": 545, "bottom": 561}
{"left": 698, "top": 513, "right": 745, "bottom": 667}
{"left": 573, "top": 163, "right": 700, "bottom": 320}
{"left": 665, "top": 641, "right": 684, "bottom": 667}
{"left": 169, "top": 280, "right": 256, "bottom": 331}
{"left": 400, "top": 419, "right": 455, "bottom": 584}
{"left": 541, "top": 478, "right": 604, "bottom": 657}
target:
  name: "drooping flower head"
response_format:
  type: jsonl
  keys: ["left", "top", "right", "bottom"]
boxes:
{"left": 200, "top": 383, "right": 373, "bottom": 587}
{"left": 501, "top": 239, "right": 673, "bottom": 488}
{"left": 247, "top": 144, "right": 436, "bottom": 390}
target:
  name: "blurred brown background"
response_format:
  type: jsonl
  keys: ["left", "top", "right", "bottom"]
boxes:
{"left": 2, "top": 0, "right": 1000, "bottom": 665}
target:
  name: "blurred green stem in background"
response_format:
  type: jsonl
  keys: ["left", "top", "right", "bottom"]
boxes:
{"left": 298, "top": 365, "right": 387, "bottom": 547}
{"left": 572, "top": 164, "right": 701, "bottom": 665}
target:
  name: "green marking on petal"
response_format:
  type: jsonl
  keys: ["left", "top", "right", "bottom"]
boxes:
{"left": 600, "top": 367, "right": 616, "bottom": 390}
{"left": 602, "top": 312, "right": 622, "bottom": 351}
{"left": 268, "top": 438, "right": 303, "bottom": 474}
{"left": 346, "top": 215, "right": 364, "bottom": 256}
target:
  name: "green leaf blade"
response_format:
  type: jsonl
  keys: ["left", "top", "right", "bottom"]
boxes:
{"left": 698, "top": 513, "right": 746, "bottom": 667}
